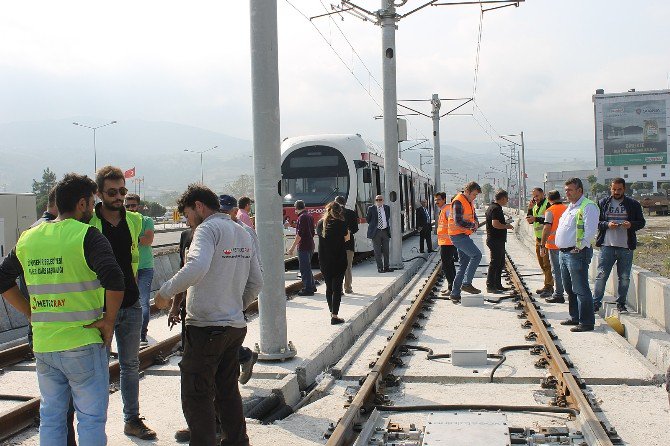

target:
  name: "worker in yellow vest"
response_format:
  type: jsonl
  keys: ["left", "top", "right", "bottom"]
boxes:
{"left": 525, "top": 187, "right": 554, "bottom": 296}
{"left": 0, "top": 173, "right": 124, "bottom": 445}
{"left": 539, "top": 190, "right": 568, "bottom": 303}
{"left": 447, "top": 182, "right": 483, "bottom": 302}
{"left": 434, "top": 192, "right": 457, "bottom": 295}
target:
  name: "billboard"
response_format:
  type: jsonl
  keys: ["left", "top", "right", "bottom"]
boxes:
{"left": 602, "top": 99, "right": 667, "bottom": 166}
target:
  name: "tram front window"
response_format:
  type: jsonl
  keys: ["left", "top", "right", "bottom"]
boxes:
{"left": 281, "top": 145, "right": 350, "bottom": 207}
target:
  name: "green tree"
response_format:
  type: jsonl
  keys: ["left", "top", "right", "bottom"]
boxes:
{"left": 591, "top": 183, "right": 608, "bottom": 198}
{"left": 140, "top": 200, "right": 167, "bottom": 218}
{"left": 661, "top": 183, "right": 670, "bottom": 196}
{"left": 482, "top": 183, "right": 493, "bottom": 203}
{"left": 586, "top": 175, "right": 597, "bottom": 197}
{"left": 32, "top": 167, "right": 57, "bottom": 215}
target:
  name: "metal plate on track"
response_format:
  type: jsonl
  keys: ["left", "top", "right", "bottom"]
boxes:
{"left": 422, "top": 412, "right": 510, "bottom": 446}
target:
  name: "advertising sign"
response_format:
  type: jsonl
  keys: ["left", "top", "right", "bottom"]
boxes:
{"left": 602, "top": 99, "right": 667, "bottom": 166}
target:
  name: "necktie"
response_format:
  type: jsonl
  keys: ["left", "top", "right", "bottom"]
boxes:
{"left": 378, "top": 207, "right": 384, "bottom": 229}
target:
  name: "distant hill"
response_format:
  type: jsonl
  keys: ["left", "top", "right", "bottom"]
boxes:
{"left": 0, "top": 118, "right": 594, "bottom": 198}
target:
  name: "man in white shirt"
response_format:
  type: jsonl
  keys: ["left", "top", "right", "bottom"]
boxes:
{"left": 554, "top": 177, "right": 599, "bottom": 332}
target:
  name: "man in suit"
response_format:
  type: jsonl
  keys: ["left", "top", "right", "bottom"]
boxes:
{"left": 335, "top": 196, "right": 359, "bottom": 293}
{"left": 416, "top": 199, "right": 434, "bottom": 253}
{"left": 366, "top": 194, "right": 392, "bottom": 273}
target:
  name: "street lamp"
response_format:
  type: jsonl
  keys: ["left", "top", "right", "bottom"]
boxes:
{"left": 184, "top": 146, "right": 218, "bottom": 184}
{"left": 72, "top": 120, "right": 118, "bottom": 174}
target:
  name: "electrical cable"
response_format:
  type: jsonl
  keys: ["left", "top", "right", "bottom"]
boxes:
{"left": 489, "top": 344, "right": 539, "bottom": 383}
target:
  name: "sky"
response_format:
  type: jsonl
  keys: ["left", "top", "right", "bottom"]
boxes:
{"left": 1, "top": 0, "right": 669, "bottom": 153}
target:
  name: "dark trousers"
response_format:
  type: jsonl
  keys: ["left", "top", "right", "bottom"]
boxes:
{"left": 440, "top": 245, "right": 457, "bottom": 290}
{"left": 323, "top": 271, "right": 345, "bottom": 315}
{"left": 372, "top": 229, "right": 390, "bottom": 270}
{"left": 180, "top": 325, "right": 248, "bottom": 446}
{"left": 419, "top": 226, "right": 433, "bottom": 252}
{"left": 486, "top": 238, "right": 506, "bottom": 289}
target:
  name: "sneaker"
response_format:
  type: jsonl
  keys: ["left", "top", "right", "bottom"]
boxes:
{"left": 297, "top": 289, "right": 314, "bottom": 296}
{"left": 140, "top": 338, "right": 148, "bottom": 347}
{"left": 560, "top": 319, "right": 579, "bottom": 326}
{"left": 124, "top": 417, "right": 157, "bottom": 440}
{"left": 331, "top": 317, "right": 345, "bottom": 325}
{"left": 616, "top": 304, "right": 628, "bottom": 313}
{"left": 539, "top": 288, "right": 554, "bottom": 298}
{"left": 545, "top": 296, "right": 565, "bottom": 304}
{"left": 460, "top": 284, "right": 481, "bottom": 295}
{"left": 239, "top": 351, "right": 259, "bottom": 385}
{"left": 570, "top": 324, "right": 594, "bottom": 332}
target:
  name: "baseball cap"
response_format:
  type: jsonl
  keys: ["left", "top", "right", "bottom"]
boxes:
{"left": 219, "top": 194, "right": 237, "bottom": 211}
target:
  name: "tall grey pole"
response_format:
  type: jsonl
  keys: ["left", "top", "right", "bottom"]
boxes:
{"left": 431, "top": 94, "right": 441, "bottom": 194}
{"left": 250, "top": 0, "right": 296, "bottom": 361}
{"left": 520, "top": 131, "right": 527, "bottom": 209}
{"left": 380, "top": 1, "right": 403, "bottom": 269}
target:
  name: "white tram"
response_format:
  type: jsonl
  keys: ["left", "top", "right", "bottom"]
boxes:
{"left": 281, "top": 134, "right": 434, "bottom": 252}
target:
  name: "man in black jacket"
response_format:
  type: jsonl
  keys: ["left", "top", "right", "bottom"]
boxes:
{"left": 593, "top": 177, "right": 645, "bottom": 313}
{"left": 335, "top": 196, "right": 359, "bottom": 293}
{"left": 416, "top": 199, "right": 434, "bottom": 253}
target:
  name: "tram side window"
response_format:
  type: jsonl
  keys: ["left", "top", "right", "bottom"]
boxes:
{"left": 357, "top": 168, "right": 373, "bottom": 218}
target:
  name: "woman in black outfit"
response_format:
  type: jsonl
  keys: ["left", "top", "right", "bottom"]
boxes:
{"left": 317, "top": 201, "right": 350, "bottom": 325}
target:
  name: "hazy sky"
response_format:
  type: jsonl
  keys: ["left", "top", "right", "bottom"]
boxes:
{"left": 1, "top": 0, "right": 668, "bottom": 149}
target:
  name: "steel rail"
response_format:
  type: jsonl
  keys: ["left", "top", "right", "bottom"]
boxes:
{"left": 504, "top": 253, "right": 614, "bottom": 446}
{"left": 326, "top": 260, "right": 443, "bottom": 446}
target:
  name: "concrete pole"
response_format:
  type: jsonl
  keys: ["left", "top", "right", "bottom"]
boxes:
{"left": 431, "top": 94, "right": 441, "bottom": 194}
{"left": 250, "top": 0, "right": 296, "bottom": 361}
{"left": 520, "top": 131, "right": 527, "bottom": 209}
{"left": 380, "top": 1, "right": 403, "bottom": 269}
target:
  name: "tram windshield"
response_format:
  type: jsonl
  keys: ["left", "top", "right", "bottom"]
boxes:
{"left": 281, "top": 145, "right": 350, "bottom": 206}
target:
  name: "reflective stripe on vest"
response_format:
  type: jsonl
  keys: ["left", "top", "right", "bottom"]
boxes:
{"left": 447, "top": 194, "right": 476, "bottom": 236}
{"left": 544, "top": 203, "right": 567, "bottom": 250}
{"left": 15, "top": 219, "right": 105, "bottom": 353}
{"left": 533, "top": 199, "right": 549, "bottom": 239}
{"left": 575, "top": 198, "right": 597, "bottom": 246}
{"left": 89, "top": 209, "right": 142, "bottom": 276}
{"left": 437, "top": 204, "right": 453, "bottom": 246}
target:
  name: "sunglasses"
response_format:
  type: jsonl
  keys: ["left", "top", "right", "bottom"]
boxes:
{"left": 103, "top": 187, "right": 128, "bottom": 197}
{"left": 375, "top": 198, "right": 383, "bottom": 201}
{"left": 125, "top": 203, "right": 138, "bottom": 209}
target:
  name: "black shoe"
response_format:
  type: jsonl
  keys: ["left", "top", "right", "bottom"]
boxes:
{"left": 419, "top": 250, "right": 425, "bottom": 253}
{"left": 384, "top": 268, "right": 395, "bottom": 272}
{"left": 124, "top": 417, "right": 157, "bottom": 440}
{"left": 331, "top": 317, "right": 345, "bottom": 325}
{"left": 297, "top": 289, "right": 314, "bottom": 296}
{"left": 539, "top": 288, "right": 554, "bottom": 298}
{"left": 175, "top": 428, "right": 190, "bottom": 443}
{"left": 617, "top": 304, "right": 628, "bottom": 313}
{"left": 545, "top": 296, "right": 565, "bottom": 304}
{"left": 239, "top": 351, "right": 258, "bottom": 385}
{"left": 450, "top": 295, "right": 461, "bottom": 303}
{"left": 594, "top": 303, "right": 601, "bottom": 312}
{"left": 486, "top": 287, "right": 504, "bottom": 294}
{"left": 560, "top": 319, "right": 579, "bottom": 326}
{"left": 570, "top": 324, "right": 594, "bottom": 332}
{"left": 496, "top": 286, "right": 511, "bottom": 292}
{"left": 378, "top": 268, "right": 385, "bottom": 273}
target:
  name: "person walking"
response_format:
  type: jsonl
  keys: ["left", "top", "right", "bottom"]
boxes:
{"left": 539, "top": 190, "right": 568, "bottom": 303}
{"left": 485, "top": 190, "right": 514, "bottom": 294}
{"left": 124, "top": 193, "right": 155, "bottom": 347}
{"left": 448, "top": 182, "right": 483, "bottom": 302}
{"left": 554, "top": 177, "right": 599, "bottom": 332}
{"left": 416, "top": 199, "right": 434, "bottom": 253}
{"left": 155, "top": 184, "right": 263, "bottom": 446}
{"left": 287, "top": 200, "right": 316, "bottom": 296}
{"left": 0, "top": 173, "right": 125, "bottom": 446}
{"left": 366, "top": 195, "right": 392, "bottom": 273}
{"left": 88, "top": 166, "right": 156, "bottom": 439}
{"left": 317, "top": 201, "right": 350, "bottom": 325}
{"left": 335, "top": 196, "right": 358, "bottom": 294}
{"left": 237, "top": 196, "right": 255, "bottom": 229}
{"left": 593, "top": 178, "right": 645, "bottom": 313}
{"left": 435, "top": 192, "right": 457, "bottom": 295}
{"left": 526, "top": 187, "right": 554, "bottom": 297}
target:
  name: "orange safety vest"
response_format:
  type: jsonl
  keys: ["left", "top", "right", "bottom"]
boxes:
{"left": 437, "top": 204, "right": 453, "bottom": 246}
{"left": 447, "top": 193, "right": 476, "bottom": 236}
{"left": 544, "top": 203, "right": 567, "bottom": 250}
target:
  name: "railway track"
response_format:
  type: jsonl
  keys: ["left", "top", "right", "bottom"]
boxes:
{"left": 324, "top": 251, "right": 622, "bottom": 446}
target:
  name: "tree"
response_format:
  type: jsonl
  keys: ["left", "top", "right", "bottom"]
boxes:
{"left": 586, "top": 175, "right": 597, "bottom": 197}
{"left": 140, "top": 200, "right": 166, "bottom": 218}
{"left": 32, "top": 167, "right": 57, "bottom": 215}
{"left": 222, "top": 174, "right": 255, "bottom": 200}
{"left": 661, "top": 183, "right": 670, "bottom": 196}
{"left": 482, "top": 183, "right": 493, "bottom": 203}
{"left": 591, "top": 183, "right": 608, "bottom": 198}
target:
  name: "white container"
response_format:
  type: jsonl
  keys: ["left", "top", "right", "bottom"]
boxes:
{"left": 451, "top": 348, "right": 488, "bottom": 366}
{"left": 461, "top": 295, "right": 484, "bottom": 307}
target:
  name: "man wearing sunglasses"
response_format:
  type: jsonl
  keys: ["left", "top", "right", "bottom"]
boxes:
{"left": 366, "top": 195, "right": 392, "bottom": 273}
{"left": 88, "top": 166, "right": 156, "bottom": 440}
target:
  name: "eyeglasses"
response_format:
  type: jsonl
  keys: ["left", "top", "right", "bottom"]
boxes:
{"left": 103, "top": 187, "right": 128, "bottom": 197}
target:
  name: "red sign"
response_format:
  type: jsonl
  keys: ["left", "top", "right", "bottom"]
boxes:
{"left": 282, "top": 206, "right": 325, "bottom": 228}
{"left": 124, "top": 167, "right": 136, "bottom": 178}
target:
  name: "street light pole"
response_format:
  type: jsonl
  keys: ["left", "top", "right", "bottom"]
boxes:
{"left": 72, "top": 120, "right": 117, "bottom": 173}
{"left": 184, "top": 146, "right": 218, "bottom": 184}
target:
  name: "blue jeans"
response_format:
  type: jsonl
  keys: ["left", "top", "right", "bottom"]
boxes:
{"left": 559, "top": 247, "right": 595, "bottom": 326}
{"left": 137, "top": 268, "right": 154, "bottom": 341}
{"left": 594, "top": 246, "right": 634, "bottom": 307}
{"left": 450, "top": 234, "right": 482, "bottom": 297}
{"left": 548, "top": 249, "right": 564, "bottom": 296}
{"left": 297, "top": 249, "right": 315, "bottom": 291}
{"left": 113, "top": 300, "right": 142, "bottom": 422}
{"left": 36, "top": 344, "right": 109, "bottom": 446}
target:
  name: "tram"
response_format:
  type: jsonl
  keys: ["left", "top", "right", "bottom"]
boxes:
{"left": 281, "top": 134, "right": 434, "bottom": 252}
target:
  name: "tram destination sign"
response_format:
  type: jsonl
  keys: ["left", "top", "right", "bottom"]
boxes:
{"left": 601, "top": 98, "right": 668, "bottom": 166}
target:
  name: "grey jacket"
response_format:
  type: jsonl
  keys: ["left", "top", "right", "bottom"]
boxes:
{"left": 159, "top": 213, "right": 263, "bottom": 328}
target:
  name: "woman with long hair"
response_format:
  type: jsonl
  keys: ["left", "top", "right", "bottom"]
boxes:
{"left": 317, "top": 201, "right": 350, "bottom": 324}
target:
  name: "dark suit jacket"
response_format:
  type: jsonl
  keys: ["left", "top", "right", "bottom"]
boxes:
{"left": 416, "top": 206, "right": 430, "bottom": 229}
{"left": 366, "top": 204, "right": 391, "bottom": 239}
{"left": 343, "top": 207, "right": 359, "bottom": 251}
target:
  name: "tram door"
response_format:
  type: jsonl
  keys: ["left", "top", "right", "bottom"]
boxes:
{"left": 409, "top": 178, "right": 416, "bottom": 229}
